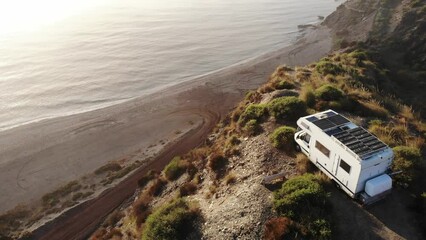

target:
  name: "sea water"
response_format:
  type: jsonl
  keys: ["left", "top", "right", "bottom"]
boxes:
{"left": 0, "top": 0, "right": 342, "bottom": 131}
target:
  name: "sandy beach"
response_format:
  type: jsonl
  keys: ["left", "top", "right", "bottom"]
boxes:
{"left": 0, "top": 26, "right": 333, "bottom": 214}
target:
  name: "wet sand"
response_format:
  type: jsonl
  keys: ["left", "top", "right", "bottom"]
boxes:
{"left": 0, "top": 26, "right": 333, "bottom": 214}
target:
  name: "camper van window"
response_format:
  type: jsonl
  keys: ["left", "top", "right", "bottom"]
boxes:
{"left": 315, "top": 141, "right": 330, "bottom": 158}
{"left": 339, "top": 159, "right": 351, "bottom": 173}
{"left": 302, "top": 133, "right": 311, "bottom": 145}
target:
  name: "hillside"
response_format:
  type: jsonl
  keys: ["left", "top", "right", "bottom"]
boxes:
{"left": 89, "top": 1, "right": 426, "bottom": 239}
{"left": 90, "top": 46, "right": 425, "bottom": 240}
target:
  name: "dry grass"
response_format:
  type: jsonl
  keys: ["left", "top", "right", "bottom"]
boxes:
{"left": 94, "top": 162, "right": 122, "bottom": 175}
{"left": 224, "top": 172, "right": 237, "bottom": 185}
{"left": 103, "top": 210, "right": 125, "bottom": 227}
{"left": 296, "top": 153, "right": 313, "bottom": 174}
{"left": 133, "top": 193, "right": 153, "bottom": 227}
{"left": 138, "top": 170, "right": 159, "bottom": 188}
{"left": 358, "top": 100, "right": 390, "bottom": 119}
{"left": 263, "top": 217, "right": 294, "bottom": 240}
{"left": 205, "top": 184, "right": 218, "bottom": 199}
{"left": 208, "top": 152, "right": 228, "bottom": 175}
{"left": 41, "top": 181, "right": 82, "bottom": 208}
{"left": 179, "top": 182, "right": 198, "bottom": 197}
{"left": 147, "top": 177, "right": 167, "bottom": 197}
{"left": 0, "top": 204, "right": 30, "bottom": 236}
{"left": 299, "top": 84, "right": 316, "bottom": 108}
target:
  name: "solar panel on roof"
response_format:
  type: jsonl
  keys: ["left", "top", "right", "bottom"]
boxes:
{"left": 306, "top": 116, "right": 319, "bottom": 122}
{"left": 327, "top": 115, "right": 350, "bottom": 125}
{"left": 330, "top": 125, "right": 388, "bottom": 159}
{"left": 325, "top": 128, "right": 343, "bottom": 136}
{"left": 324, "top": 111, "right": 337, "bottom": 117}
{"left": 313, "top": 119, "right": 335, "bottom": 130}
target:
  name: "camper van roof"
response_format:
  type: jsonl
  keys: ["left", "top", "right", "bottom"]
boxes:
{"left": 304, "top": 110, "right": 388, "bottom": 160}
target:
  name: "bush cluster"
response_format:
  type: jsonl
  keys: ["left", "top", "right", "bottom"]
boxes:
{"left": 315, "top": 59, "right": 344, "bottom": 75}
{"left": 269, "top": 126, "right": 296, "bottom": 152}
{"left": 243, "top": 119, "right": 261, "bottom": 136}
{"left": 142, "top": 198, "right": 199, "bottom": 240}
{"left": 208, "top": 153, "right": 228, "bottom": 173}
{"left": 314, "top": 84, "right": 344, "bottom": 101}
{"left": 272, "top": 174, "right": 331, "bottom": 239}
{"left": 275, "top": 80, "right": 295, "bottom": 90}
{"left": 238, "top": 104, "right": 268, "bottom": 126}
{"left": 268, "top": 97, "right": 307, "bottom": 120}
{"left": 392, "top": 146, "right": 422, "bottom": 185}
{"left": 138, "top": 170, "right": 159, "bottom": 188}
{"left": 164, "top": 157, "right": 187, "bottom": 181}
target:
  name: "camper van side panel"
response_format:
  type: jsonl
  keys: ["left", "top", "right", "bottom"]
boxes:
{"left": 355, "top": 149, "right": 393, "bottom": 193}
{"left": 308, "top": 129, "right": 361, "bottom": 196}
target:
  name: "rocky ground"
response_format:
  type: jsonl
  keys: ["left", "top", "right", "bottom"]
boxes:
{"left": 192, "top": 125, "right": 298, "bottom": 240}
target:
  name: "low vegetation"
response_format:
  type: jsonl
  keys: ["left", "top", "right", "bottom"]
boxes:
{"left": 207, "top": 153, "right": 228, "bottom": 175}
{"left": 142, "top": 198, "right": 200, "bottom": 240}
{"left": 263, "top": 217, "right": 295, "bottom": 240}
{"left": 94, "top": 162, "right": 122, "bottom": 175}
{"left": 164, "top": 157, "right": 187, "bottom": 181}
{"left": 179, "top": 182, "right": 198, "bottom": 197}
{"left": 273, "top": 174, "right": 331, "bottom": 239}
{"left": 238, "top": 104, "right": 268, "bottom": 126}
{"left": 268, "top": 97, "right": 307, "bottom": 120}
{"left": 314, "top": 84, "right": 344, "bottom": 101}
{"left": 269, "top": 126, "right": 296, "bottom": 152}
{"left": 138, "top": 170, "right": 159, "bottom": 188}
{"left": 42, "top": 181, "right": 82, "bottom": 207}
{"left": 392, "top": 146, "right": 422, "bottom": 185}
{"left": 243, "top": 119, "right": 261, "bottom": 136}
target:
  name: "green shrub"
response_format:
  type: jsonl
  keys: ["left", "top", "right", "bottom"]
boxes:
{"left": 275, "top": 80, "right": 295, "bottom": 90}
{"left": 142, "top": 198, "right": 199, "bottom": 240}
{"left": 315, "top": 60, "right": 344, "bottom": 75}
{"left": 273, "top": 174, "right": 328, "bottom": 220}
{"left": 270, "top": 126, "right": 296, "bottom": 152}
{"left": 268, "top": 97, "right": 307, "bottom": 120}
{"left": 164, "top": 157, "right": 186, "bottom": 181}
{"left": 392, "top": 146, "right": 422, "bottom": 185}
{"left": 315, "top": 84, "right": 344, "bottom": 101}
{"left": 273, "top": 174, "right": 331, "bottom": 239}
{"left": 238, "top": 104, "right": 268, "bottom": 126}
{"left": 243, "top": 119, "right": 261, "bottom": 136}
{"left": 310, "top": 219, "right": 332, "bottom": 240}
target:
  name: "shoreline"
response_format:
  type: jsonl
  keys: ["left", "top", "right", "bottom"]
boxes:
{"left": 0, "top": 25, "right": 334, "bottom": 215}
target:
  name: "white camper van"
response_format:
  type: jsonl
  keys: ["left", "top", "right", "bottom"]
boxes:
{"left": 294, "top": 110, "right": 394, "bottom": 204}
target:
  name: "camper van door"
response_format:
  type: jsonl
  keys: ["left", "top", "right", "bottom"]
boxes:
{"left": 335, "top": 157, "right": 351, "bottom": 187}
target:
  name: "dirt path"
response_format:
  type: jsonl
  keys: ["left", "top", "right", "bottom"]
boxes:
{"left": 30, "top": 109, "right": 220, "bottom": 240}
{"left": 330, "top": 187, "right": 422, "bottom": 240}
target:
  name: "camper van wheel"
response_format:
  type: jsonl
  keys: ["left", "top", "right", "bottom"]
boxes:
{"left": 334, "top": 181, "right": 341, "bottom": 190}
{"left": 295, "top": 144, "right": 301, "bottom": 152}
